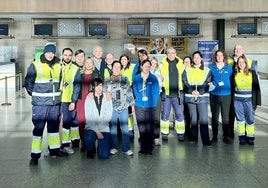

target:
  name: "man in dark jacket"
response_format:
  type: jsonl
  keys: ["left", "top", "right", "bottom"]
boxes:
{"left": 25, "top": 44, "right": 68, "bottom": 166}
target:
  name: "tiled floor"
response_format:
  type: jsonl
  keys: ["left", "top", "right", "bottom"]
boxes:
{"left": 0, "top": 82, "right": 268, "bottom": 188}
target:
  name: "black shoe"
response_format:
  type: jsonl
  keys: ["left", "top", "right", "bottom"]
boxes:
{"left": 145, "top": 151, "right": 152, "bottom": 155}
{"left": 210, "top": 137, "right": 218, "bottom": 143}
{"left": 189, "top": 138, "right": 197, "bottom": 144}
{"left": 161, "top": 134, "right": 169, "bottom": 140}
{"left": 80, "top": 144, "right": 86, "bottom": 153}
{"left": 247, "top": 140, "right": 255, "bottom": 145}
{"left": 204, "top": 143, "right": 212, "bottom": 147}
{"left": 29, "top": 158, "right": 38, "bottom": 165}
{"left": 178, "top": 134, "right": 185, "bottom": 142}
{"left": 229, "top": 132, "right": 235, "bottom": 139}
{"left": 223, "top": 136, "right": 232, "bottom": 144}
{"left": 138, "top": 150, "right": 146, "bottom": 154}
{"left": 51, "top": 150, "right": 69, "bottom": 157}
{"left": 239, "top": 140, "right": 246, "bottom": 145}
{"left": 86, "top": 150, "right": 95, "bottom": 159}
{"left": 71, "top": 140, "right": 80, "bottom": 148}
{"left": 239, "top": 136, "right": 246, "bottom": 145}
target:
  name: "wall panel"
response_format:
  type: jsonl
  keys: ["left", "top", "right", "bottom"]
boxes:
{"left": 0, "top": 0, "right": 267, "bottom": 13}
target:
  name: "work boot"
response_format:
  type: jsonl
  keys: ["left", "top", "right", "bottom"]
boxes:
{"left": 161, "top": 134, "right": 169, "bottom": 140}
{"left": 178, "top": 134, "right": 185, "bottom": 142}
{"left": 29, "top": 158, "right": 38, "bottom": 166}
{"left": 239, "top": 136, "right": 246, "bottom": 145}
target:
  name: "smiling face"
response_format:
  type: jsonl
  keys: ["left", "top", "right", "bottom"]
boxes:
{"left": 155, "top": 38, "right": 164, "bottom": 51}
{"left": 150, "top": 58, "right": 158, "bottom": 70}
{"left": 193, "top": 53, "right": 202, "bottom": 66}
{"left": 94, "top": 83, "right": 103, "bottom": 96}
{"left": 238, "top": 57, "right": 246, "bottom": 71}
{"left": 105, "top": 53, "right": 114, "bottom": 66}
{"left": 84, "top": 58, "right": 94, "bottom": 71}
{"left": 138, "top": 52, "right": 148, "bottom": 62}
{"left": 75, "top": 52, "right": 85, "bottom": 66}
{"left": 120, "top": 56, "right": 129, "bottom": 68}
{"left": 167, "top": 48, "right": 176, "bottom": 61}
{"left": 62, "top": 49, "right": 73, "bottom": 64}
{"left": 141, "top": 61, "right": 151, "bottom": 75}
{"left": 112, "top": 62, "right": 121, "bottom": 76}
{"left": 216, "top": 51, "right": 224, "bottom": 63}
{"left": 93, "top": 46, "right": 103, "bottom": 59}
{"left": 183, "top": 57, "right": 191, "bottom": 68}
{"left": 44, "top": 52, "right": 55, "bottom": 61}
{"left": 234, "top": 44, "right": 244, "bottom": 58}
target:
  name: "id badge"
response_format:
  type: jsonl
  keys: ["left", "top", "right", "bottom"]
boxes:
{"left": 142, "top": 96, "right": 148, "bottom": 101}
{"left": 218, "top": 81, "right": 224, "bottom": 86}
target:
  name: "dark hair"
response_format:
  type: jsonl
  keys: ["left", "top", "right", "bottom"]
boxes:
{"left": 213, "top": 49, "right": 228, "bottom": 65}
{"left": 138, "top": 49, "right": 148, "bottom": 62}
{"left": 183, "top": 56, "right": 192, "bottom": 65}
{"left": 141, "top": 59, "right": 151, "bottom": 66}
{"left": 192, "top": 51, "right": 204, "bottom": 70}
{"left": 92, "top": 77, "right": 103, "bottom": 90}
{"left": 119, "top": 54, "right": 130, "bottom": 70}
{"left": 62, "top": 48, "right": 73, "bottom": 54}
{"left": 155, "top": 38, "right": 164, "bottom": 43}
{"left": 75, "top": 49, "right": 85, "bottom": 56}
{"left": 111, "top": 60, "right": 122, "bottom": 69}
{"left": 138, "top": 49, "right": 148, "bottom": 56}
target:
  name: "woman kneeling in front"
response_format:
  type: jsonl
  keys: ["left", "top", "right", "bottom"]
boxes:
{"left": 84, "top": 78, "right": 113, "bottom": 159}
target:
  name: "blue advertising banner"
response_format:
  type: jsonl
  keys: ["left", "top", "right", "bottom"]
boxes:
{"left": 198, "top": 40, "right": 218, "bottom": 67}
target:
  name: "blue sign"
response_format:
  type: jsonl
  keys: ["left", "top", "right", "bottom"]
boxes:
{"left": 198, "top": 40, "right": 218, "bottom": 66}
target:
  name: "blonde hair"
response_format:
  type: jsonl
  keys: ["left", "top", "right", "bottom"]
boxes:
{"left": 82, "top": 56, "right": 95, "bottom": 73}
{"left": 150, "top": 56, "right": 159, "bottom": 69}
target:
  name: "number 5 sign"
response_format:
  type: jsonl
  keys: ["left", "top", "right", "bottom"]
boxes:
{"left": 150, "top": 19, "right": 177, "bottom": 36}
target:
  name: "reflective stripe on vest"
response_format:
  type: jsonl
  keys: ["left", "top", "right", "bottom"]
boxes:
{"left": 32, "top": 60, "right": 61, "bottom": 105}
{"left": 185, "top": 93, "right": 209, "bottom": 98}
{"left": 32, "top": 91, "right": 61, "bottom": 97}
{"left": 235, "top": 72, "right": 252, "bottom": 99}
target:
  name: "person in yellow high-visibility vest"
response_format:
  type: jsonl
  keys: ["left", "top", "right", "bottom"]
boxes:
{"left": 228, "top": 44, "right": 255, "bottom": 139}
{"left": 120, "top": 54, "right": 135, "bottom": 139}
{"left": 25, "top": 44, "right": 68, "bottom": 165}
{"left": 104, "top": 53, "right": 114, "bottom": 79}
{"left": 160, "top": 48, "right": 185, "bottom": 141}
{"left": 182, "top": 51, "right": 211, "bottom": 146}
{"left": 60, "top": 48, "right": 82, "bottom": 154}
{"left": 233, "top": 55, "right": 261, "bottom": 145}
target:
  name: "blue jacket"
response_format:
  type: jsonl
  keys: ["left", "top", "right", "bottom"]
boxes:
{"left": 133, "top": 73, "right": 159, "bottom": 108}
{"left": 209, "top": 64, "right": 233, "bottom": 96}
{"left": 132, "top": 60, "right": 141, "bottom": 80}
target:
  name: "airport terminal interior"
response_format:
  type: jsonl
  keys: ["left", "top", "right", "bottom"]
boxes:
{"left": 1, "top": 0, "right": 268, "bottom": 187}
{"left": 0, "top": 88, "right": 268, "bottom": 188}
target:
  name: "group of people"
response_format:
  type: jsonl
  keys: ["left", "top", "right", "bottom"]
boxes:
{"left": 25, "top": 43, "right": 261, "bottom": 166}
